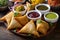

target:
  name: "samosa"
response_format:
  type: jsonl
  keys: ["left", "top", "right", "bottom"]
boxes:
{"left": 15, "top": 15, "right": 29, "bottom": 26}
{"left": 0, "top": 12, "right": 22, "bottom": 25}
{"left": 26, "top": 2, "right": 35, "bottom": 11}
{"left": 7, "top": 17, "right": 22, "bottom": 30}
{"left": 18, "top": 20, "right": 40, "bottom": 37}
{"left": 0, "top": 12, "right": 14, "bottom": 25}
{"left": 36, "top": 19, "right": 49, "bottom": 35}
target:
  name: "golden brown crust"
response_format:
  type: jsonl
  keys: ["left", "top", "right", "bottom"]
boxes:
{"left": 7, "top": 17, "right": 22, "bottom": 30}
{"left": 15, "top": 15, "right": 29, "bottom": 26}
{"left": 37, "top": 20, "right": 49, "bottom": 35}
{"left": 0, "top": 12, "right": 14, "bottom": 25}
{"left": 18, "top": 20, "right": 40, "bottom": 37}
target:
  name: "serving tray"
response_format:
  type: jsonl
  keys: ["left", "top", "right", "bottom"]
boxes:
{"left": 0, "top": 18, "right": 57, "bottom": 38}
{"left": 0, "top": 0, "right": 59, "bottom": 38}
{"left": 9, "top": 17, "right": 57, "bottom": 38}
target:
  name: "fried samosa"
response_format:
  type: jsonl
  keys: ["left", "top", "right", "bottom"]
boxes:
{"left": 26, "top": 2, "right": 35, "bottom": 11}
{"left": 15, "top": 15, "right": 29, "bottom": 26}
{"left": 36, "top": 19, "right": 49, "bottom": 35}
{"left": 7, "top": 17, "right": 22, "bottom": 30}
{"left": 0, "top": 12, "right": 22, "bottom": 25}
{"left": 0, "top": 12, "right": 14, "bottom": 25}
{"left": 18, "top": 20, "right": 40, "bottom": 37}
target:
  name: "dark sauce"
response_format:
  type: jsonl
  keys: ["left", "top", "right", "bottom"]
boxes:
{"left": 28, "top": 12, "right": 40, "bottom": 18}
{"left": 37, "top": 5, "right": 48, "bottom": 10}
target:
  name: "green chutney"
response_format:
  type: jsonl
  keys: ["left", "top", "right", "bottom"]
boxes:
{"left": 37, "top": 5, "right": 48, "bottom": 10}
{"left": 46, "top": 13, "right": 57, "bottom": 19}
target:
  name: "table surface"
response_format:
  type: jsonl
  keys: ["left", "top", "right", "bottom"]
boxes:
{"left": 0, "top": 5, "right": 60, "bottom": 40}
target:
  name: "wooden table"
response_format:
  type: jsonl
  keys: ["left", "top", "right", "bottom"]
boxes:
{"left": 0, "top": 8, "right": 60, "bottom": 40}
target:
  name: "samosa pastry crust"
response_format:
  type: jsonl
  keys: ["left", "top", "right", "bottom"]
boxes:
{"left": 26, "top": 2, "right": 35, "bottom": 11}
{"left": 36, "top": 19, "right": 49, "bottom": 35}
{"left": 0, "top": 11, "right": 22, "bottom": 25}
{"left": 7, "top": 17, "right": 22, "bottom": 30}
{"left": 0, "top": 12, "right": 14, "bottom": 25}
{"left": 15, "top": 15, "right": 29, "bottom": 26}
{"left": 18, "top": 20, "right": 40, "bottom": 37}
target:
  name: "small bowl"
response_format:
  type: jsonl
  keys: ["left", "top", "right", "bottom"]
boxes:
{"left": 0, "top": 6, "right": 7, "bottom": 11}
{"left": 18, "top": 0, "right": 26, "bottom": 3}
{"left": 13, "top": 4, "right": 27, "bottom": 15}
{"left": 26, "top": 10, "right": 42, "bottom": 21}
{"left": 35, "top": 4, "right": 50, "bottom": 15}
{"left": 44, "top": 12, "right": 59, "bottom": 23}
{"left": 9, "top": 0, "right": 26, "bottom": 3}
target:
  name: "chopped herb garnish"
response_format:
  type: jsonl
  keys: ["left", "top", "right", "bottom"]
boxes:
{"left": 37, "top": 19, "right": 43, "bottom": 24}
{"left": 13, "top": 27, "right": 18, "bottom": 32}
{"left": 28, "top": 34, "right": 32, "bottom": 36}
{"left": 14, "top": 12, "right": 18, "bottom": 17}
{"left": 14, "top": 30, "right": 16, "bottom": 32}
{"left": 49, "top": 22, "right": 54, "bottom": 27}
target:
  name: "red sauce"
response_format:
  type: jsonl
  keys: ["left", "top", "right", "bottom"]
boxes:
{"left": 28, "top": 12, "right": 40, "bottom": 18}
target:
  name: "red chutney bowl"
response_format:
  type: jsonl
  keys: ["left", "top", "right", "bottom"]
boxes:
{"left": 26, "top": 10, "right": 42, "bottom": 21}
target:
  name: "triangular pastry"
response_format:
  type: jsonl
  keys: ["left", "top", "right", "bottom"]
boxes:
{"left": 0, "top": 12, "right": 14, "bottom": 25}
{"left": 7, "top": 17, "right": 22, "bottom": 30}
{"left": 15, "top": 15, "right": 29, "bottom": 26}
{"left": 0, "top": 12, "right": 22, "bottom": 25}
{"left": 26, "top": 2, "right": 35, "bottom": 11}
{"left": 36, "top": 19, "right": 49, "bottom": 35}
{"left": 18, "top": 20, "right": 40, "bottom": 37}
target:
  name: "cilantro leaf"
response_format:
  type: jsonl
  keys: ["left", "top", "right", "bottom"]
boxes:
{"left": 49, "top": 22, "right": 54, "bottom": 27}
{"left": 37, "top": 19, "right": 43, "bottom": 24}
{"left": 14, "top": 12, "right": 18, "bottom": 17}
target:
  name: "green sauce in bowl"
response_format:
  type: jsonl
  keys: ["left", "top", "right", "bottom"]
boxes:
{"left": 37, "top": 5, "right": 48, "bottom": 10}
{"left": 46, "top": 13, "right": 57, "bottom": 19}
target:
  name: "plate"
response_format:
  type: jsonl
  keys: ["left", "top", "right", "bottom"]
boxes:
{"left": 0, "top": 0, "right": 58, "bottom": 38}
{"left": 9, "top": 17, "right": 57, "bottom": 38}
{"left": 1, "top": 20, "right": 57, "bottom": 38}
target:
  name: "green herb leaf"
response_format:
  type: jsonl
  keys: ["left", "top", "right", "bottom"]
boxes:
{"left": 49, "top": 22, "right": 53, "bottom": 27}
{"left": 14, "top": 30, "right": 16, "bottom": 32}
{"left": 0, "top": 0, "right": 8, "bottom": 6}
{"left": 37, "top": 19, "right": 42, "bottom": 24}
{"left": 28, "top": 34, "right": 32, "bottom": 36}
{"left": 14, "top": 12, "right": 18, "bottom": 17}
